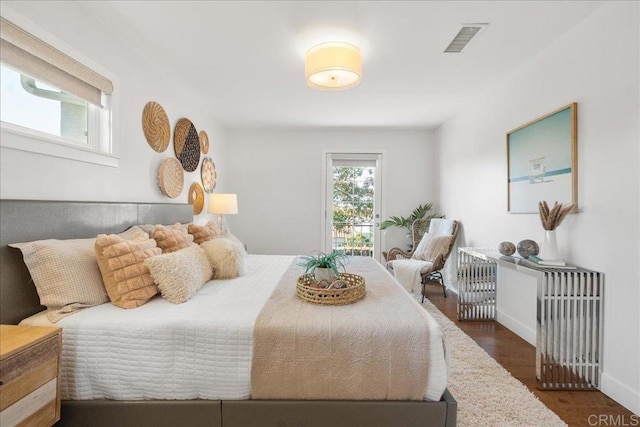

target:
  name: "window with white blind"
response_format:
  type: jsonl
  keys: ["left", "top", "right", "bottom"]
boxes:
{"left": 0, "top": 17, "right": 117, "bottom": 166}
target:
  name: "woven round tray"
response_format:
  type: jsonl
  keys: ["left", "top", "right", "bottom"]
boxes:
{"left": 296, "top": 273, "right": 365, "bottom": 305}
{"left": 174, "top": 118, "right": 201, "bottom": 172}
{"left": 158, "top": 157, "right": 184, "bottom": 198}
{"left": 188, "top": 182, "right": 205, "bottom": 214}
{"left": 201, "top": 157, "right": 216, "bottom": 193}
{"left": 199, "top": 130, "right": 209, "bottom": 154}
{"left": 142, "top": 101, "right": 170, "bottom": 152}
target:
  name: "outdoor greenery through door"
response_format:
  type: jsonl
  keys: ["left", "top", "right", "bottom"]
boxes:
{"left": 331, "top": 165, "right": 375, "bottom": 257}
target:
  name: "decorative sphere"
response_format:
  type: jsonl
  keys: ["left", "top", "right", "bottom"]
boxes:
{"left": 517, "top": 239, "right": 539, "bottom": 258}
{"left": 498, "top": 241, "right": 516, "bottom": 256}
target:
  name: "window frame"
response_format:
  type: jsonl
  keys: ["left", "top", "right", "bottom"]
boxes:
{"left": 0, "top": 9, "right": 118, "bottom": 167}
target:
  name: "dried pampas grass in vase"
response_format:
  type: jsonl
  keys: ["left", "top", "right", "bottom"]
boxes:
{"left": 538, "top": 201, "right": 575, "bottom": 231}
{"left": 538, "top": 201, "right": 575, "bottom": 260}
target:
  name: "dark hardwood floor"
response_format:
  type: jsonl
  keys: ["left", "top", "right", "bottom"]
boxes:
{"left": 425, "top": 283, "right": 636, "bottom": 427}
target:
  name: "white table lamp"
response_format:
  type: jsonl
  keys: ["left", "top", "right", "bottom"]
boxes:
{"left": 207, "top": 193, "right": 238, "bottom": 233}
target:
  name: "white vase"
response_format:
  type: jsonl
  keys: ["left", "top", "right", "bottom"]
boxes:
{"left": 314, "top": 268, "right": 336, "bottom": 285}
{"left": 539, "top": 230, "right": 560, "bottom": 260}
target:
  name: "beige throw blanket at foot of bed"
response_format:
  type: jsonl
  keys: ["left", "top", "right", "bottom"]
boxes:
{"left": 252, "top": 256, "right": 433, "bottom": 400}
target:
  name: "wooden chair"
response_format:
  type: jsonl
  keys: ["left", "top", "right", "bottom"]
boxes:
{"left": 386, "top": 218, "right": 460, "bottom": 301}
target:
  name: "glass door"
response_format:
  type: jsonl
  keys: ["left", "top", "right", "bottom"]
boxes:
{"left": 324, "top": 153, "right": 382, "bottom": 261}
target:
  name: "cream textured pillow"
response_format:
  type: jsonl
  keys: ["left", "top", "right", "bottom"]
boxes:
{"left": 152, "top": 223, "right": 194, "bottom": 253}
{"left": 145, "top": 245, "right": 213, "bottom": 304}
{"left": 9, "top": 238, "right": 109, "bottom": 322}
{"left": 94, "top": 231, "right": 162, "bottom": 309}
{"left": 413, "top": 232, "right": 433, "bottom": 261}
{"left": 188, "top": 221, "right": 222, "bottom": 244}
{"left": 201, "top": 237, "right": 248, "bottom": 279}
{"left": 417, "top": 236, "right": 453, "bottom": 262}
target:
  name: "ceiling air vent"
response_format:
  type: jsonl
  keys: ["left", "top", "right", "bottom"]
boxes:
{"left": 444, "top": 23, "right": 488, "bottom": 53}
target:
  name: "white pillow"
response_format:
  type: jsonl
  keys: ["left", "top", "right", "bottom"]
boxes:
{"left": 145, "top": 245, "right": 212, "bottom": 304}
{"left": 413, "top": 232, "right": 433, "bottom": 261}
{"left": 416, "top": 236, "right": 453, "bottom": 262}
{"left": 201, "top": 237, "right": 247, "bottom": 279}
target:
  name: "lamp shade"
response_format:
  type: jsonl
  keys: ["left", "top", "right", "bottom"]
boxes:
{"left": 305, "top": 42, "right": 362, "bottom": 91}
{"left": 207, "top": 193, "right": 238, "bottom": 215}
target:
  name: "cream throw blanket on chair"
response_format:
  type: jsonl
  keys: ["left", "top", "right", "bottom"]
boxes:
{"left": 390, "top": 218, "right": 455, "bottom": 293}
{"left": 392, "top": 259, "right": 431, "bottom": 293}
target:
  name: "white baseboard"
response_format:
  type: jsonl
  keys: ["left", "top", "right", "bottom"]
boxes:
{"left": 444, "top": 280, "right": 459, "bottom": 295}
{"left": 496, "top": 309, "right": 536, "bottom": 346}
{"left": 601, "top": 373, "right": 640, "bottom": 415}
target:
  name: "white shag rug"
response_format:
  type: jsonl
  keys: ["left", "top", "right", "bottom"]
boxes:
{"left": 416, "top": 295, "right": 567, "bottom": 427}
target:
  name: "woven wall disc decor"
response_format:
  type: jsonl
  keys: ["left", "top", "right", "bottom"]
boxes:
{"left": 188, "top": 182, "right": 205, "bottom": 214}
{"left": 201, "top": 157, "right": 217, "bottom": 193}
{"left": 199, "top": 130, "right": 209, "bottom": 154}
{"left": 174, "top": 118, "right": 201, "bottom": 172}
{"left": 158, "top": 157, "right": 184, "bottom": 199}
{"left": 142, "top": 101, "right": 170, "bottom": 152}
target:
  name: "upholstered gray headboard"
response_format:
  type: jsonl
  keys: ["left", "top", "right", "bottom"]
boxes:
{"left": 0, "top": 200, "right": 193, "bottom": 325}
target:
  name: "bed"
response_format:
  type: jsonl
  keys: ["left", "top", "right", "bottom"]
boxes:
{"left": 0, "top": 200, "right": 457, "bottom": 427}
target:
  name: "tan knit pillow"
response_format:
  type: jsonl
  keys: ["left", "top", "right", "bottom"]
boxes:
{"left": 136, "top": 223, "right": 156, "bottom": 237}
{"left": 137, "top": 223, "right": 188, "bottom": 237}
{"left": 9, "top": 238, "right": 109, "bottom": 322}
{"left": 152, "top": 223, "right": 194, "bottom": 253}
{"left": 95, "top": 231, "right": 162, "bottom": 309}
{"left": 188, "top": 221, "right": 223, "bottom": 244}
{"left": 119, "top": 225, "right": 148, "bottom": 240}
{"left": 145, "top": 245, "right": 213, "bottom": 304}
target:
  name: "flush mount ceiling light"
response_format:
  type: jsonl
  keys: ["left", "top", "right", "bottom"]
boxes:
{"left": 305, "top": 42, "right": 362, "bottom": 91}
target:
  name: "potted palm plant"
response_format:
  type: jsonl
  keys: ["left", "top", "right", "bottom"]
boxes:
{"left": 380, "top": 203, "right": 442, "bottom": 246}
{"left": 297, "top": 251, "right": 348, "bottom": 285}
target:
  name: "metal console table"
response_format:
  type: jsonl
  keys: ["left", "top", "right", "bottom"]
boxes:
{"left": 457, "top": 248, "right": 498, "bottom": 321}
{"left": 457, "top": 247, "right": 604, "bottom": 391}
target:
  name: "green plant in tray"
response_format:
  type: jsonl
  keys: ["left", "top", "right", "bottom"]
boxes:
{"left": 297, "top": 251, "right": 348, "bottom": 277}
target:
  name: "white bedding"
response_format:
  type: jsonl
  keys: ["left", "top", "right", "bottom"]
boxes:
{"left": 21, "top": 254, "right": 448, "bottom": 401}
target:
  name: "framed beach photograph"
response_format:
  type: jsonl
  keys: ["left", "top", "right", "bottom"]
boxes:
{"left": 507, "top": 103, "right": 578, "bottom": 213}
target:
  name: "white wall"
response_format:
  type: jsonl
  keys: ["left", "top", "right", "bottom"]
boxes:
{"left": 0, "top": 2, "right": 230, "bottom": 222}
{"left": 436, "top": 2, "right": 639, "bottom": 414}
{"left": 227, "top": 129, "right": 438, "bottom": 256}
{"left": 3, "top": 0, "right": 637, "bottom": 415}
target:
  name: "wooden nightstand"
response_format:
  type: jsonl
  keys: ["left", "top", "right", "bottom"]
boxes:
{"left": 0, "top": 325, "right": 62, "bottom": 427}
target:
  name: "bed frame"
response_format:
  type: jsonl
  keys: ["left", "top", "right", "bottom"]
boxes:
{"left": 0, "top": 199, "right": 457, "bottom": 427}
